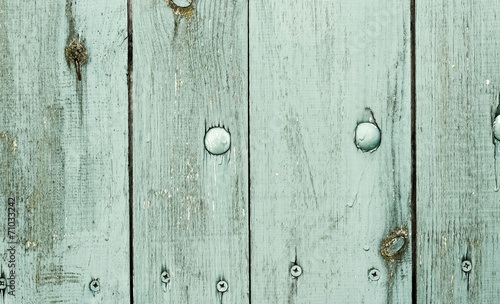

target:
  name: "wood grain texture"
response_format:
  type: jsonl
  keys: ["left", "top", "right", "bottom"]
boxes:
{"left": 0, "top": 0, "right": 129, "bottom": 302}
{"left": 249, "top": 1, "right": 411, "bottom": 303}
{"left": 132, "top": 0, "right": 249, "bottom": 303}
{"left": 417, "top": 1, "right": 500, "bottom": 302}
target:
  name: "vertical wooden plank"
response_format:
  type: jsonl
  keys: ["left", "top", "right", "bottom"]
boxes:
{"left": 250, "top": 1, "right": 411, "bottom": 303}
{"left": 417, "top": 1, "right": 500, "bottom": 302}
{"left": 0, "top": 0, "right": 129, "bottom": 302}
{"left": 132, "top": 0, "right": 248, "bottom": 303}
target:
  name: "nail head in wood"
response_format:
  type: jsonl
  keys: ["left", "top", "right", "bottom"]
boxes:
{"left": 204, "top": 127, "right": 231, "bottom": 155}
{"left": 355, "top": 122, "right": 381, "bottom": 152}
{"left": 290, "top": 265, "right": 302, "bottom": 278}
{"left": 462, "top": 260, "right": 472, "bottom": 273}
{"left": 89, "top": 278, "right": 100, "bottom": 293}
{"left": 172, "top": 0, "right": 192, "bottom": 7}
{"left": 0, "top": 278, "right": 6, "bottom": 290}
{"left": 216, "top": 280, "right": 228, "bottom": 293}
{"left": 493, "top": 115, "right": 500, "bottom": 141}
{"left": 161, "top": 271, "right": 170, "bottom": 284}
{"left": 368, "top": 268, "right": 380, "bottom": 281}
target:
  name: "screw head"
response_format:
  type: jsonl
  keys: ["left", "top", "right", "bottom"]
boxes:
{"left": 0, "top": 278, "right": 6, "bottom": 290}
{"left": 368, "top": 268, "right": 380, "bottom": 281}
{"left": 89, "top": 279, "right": 100, "bottom": 293}
{"left": 462, "top": 260, "right": 472, "bottom": 273}
{"left": 161, "top": 271, "right": 170, "bottom": 284}
{"left": 216, "top": 280, "right": 228, "bottom": 293}
{"left": 290, "top": 265, "right": 303, "bottom": 278}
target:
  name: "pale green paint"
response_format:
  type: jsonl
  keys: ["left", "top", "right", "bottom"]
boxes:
{"left": 249, "top": 1, "right": 412, "bottom": 303}
{"left": 132, "top": 0, "right": 249, "bottom": 303}
{"left": 0, "top": 0, "right": 129, "bottom": 302}
{"left": 3, "top": 0, "right": 500, "bottom": 303}
{"left": 417, "top": 1, "right": 500, "bottom": 303}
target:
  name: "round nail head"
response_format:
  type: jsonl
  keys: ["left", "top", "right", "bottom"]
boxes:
{"left": 0, "top": 278, "right": 6, "bottom": 290}
{"left": 204, "top": 127, "right": 231, "bottom": 155}
{"left": 217, "top": 280, "right": 228, "bottom": 293}
{"left": 172, "top": 0, "right": 192, "bottom": 7}
{"left": 290, "top": 265, "right": 302, "bottom": 278}
{"left": 462, "top": 260, "right": 472, "bottom": 273}
{"left": 493, "top": 116, "right": 500, "bottom": 141}
{"left": 355, "top": 122, "right": 381, "bottom": 152}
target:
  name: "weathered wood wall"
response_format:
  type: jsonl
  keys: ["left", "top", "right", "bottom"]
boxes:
{"left": 417, "top": 1, "right": 500, "bottom": 303}
{"left": 0, "top": 0, "right": 130, "bottom": 302}
{"left": 132, "top": 0, "right": 249, "bottom": 303}
{"left": 2, "top": 0, "right": 500, "bottom": 303}
{"left": 249, "top": 1, "right": 411, "bottom": 303}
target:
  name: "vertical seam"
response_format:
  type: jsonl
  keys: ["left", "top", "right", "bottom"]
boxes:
{"left": 410, "top": 0, "right": 417, "bottom": 303}
{"left": 247, "top": 0, "right": 252, "bottom": 302}
{"left": 127, "top": 0, "right": 134, "bottom": 302}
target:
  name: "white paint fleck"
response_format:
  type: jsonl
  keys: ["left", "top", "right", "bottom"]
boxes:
{"left": 9, "top": 137, "right": 17, "bottom": 154}
{"left": 486, "top": 79, "right": 491, "bottom": 85}
{"left": 175, "top": 73, "right": 178, "bottom": 96}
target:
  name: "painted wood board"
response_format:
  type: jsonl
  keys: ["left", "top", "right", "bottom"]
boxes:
{"left": 0, "top": 0, "right": 129, "bottom": 302}
{"left": 132, "top": 0, "right": 249, "bottom": 303}
{"left": 416, "top": 1, "right": 500, "bottom": 302}
{"left": 249, "top": 1, "right": 412, "bottom": 303}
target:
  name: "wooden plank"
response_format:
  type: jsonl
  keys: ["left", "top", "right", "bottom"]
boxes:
{"left": 132, "top": 0, "right": 249, "bottom": 303}
{"left": 249, "top": 1, "right": 412, "bottom": 303}
{"left": 417, "top": 1, "right": 500, "bottom": 302}
{"left": 0, "top": 0, "right": 129, "bottom": 302}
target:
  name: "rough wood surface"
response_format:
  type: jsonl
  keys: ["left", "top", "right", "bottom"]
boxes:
{"left": 249, "top": 1, "right": 412, "bottom": 303}
{"left": 0, "top": 0, "right": 129, "bottom": 302}
{"left": 132, "top": 0, "right": 249, "bottom": 303}
{"left": 417, "top": 1, "right": 500, "bottom": 302}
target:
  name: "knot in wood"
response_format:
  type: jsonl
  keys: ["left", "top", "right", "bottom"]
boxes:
{"left": 65, "top": 39, "right": 87, "bottom": 81}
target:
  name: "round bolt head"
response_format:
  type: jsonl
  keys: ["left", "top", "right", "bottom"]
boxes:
{"left": 0, "top": 278, "right": 6, "bottom": 290}
{"left": 216, "top": 280, "right": 228, "bottom": 293}
{"left": 355, "top": 122, "right": 381, "bottom": 152}
{"left": 290, "top": 265, "right": 302, "bottom": 278}
{"left": 368, "top": 268, "right": 380, "bottom": 281}
{"left": 462, "top": 260, "right": 472, "bottom": 273}
{"left": 89, "top": 279, "right": 100, "bottom": 293}
{"left": 161, "top": 271, "right": 170, "bottom": 284}
{"left": 493, "top": 116, "right": 500, "bottom": 141}
{"left": 204, "top": 127, "right": 231, "bottom": 155}
{"left": 172, "top": 0, "right": 192, "bottom": 7}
